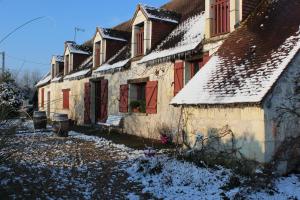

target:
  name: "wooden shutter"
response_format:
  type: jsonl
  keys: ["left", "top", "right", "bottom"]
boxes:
{"left": 95, "top": 43, "right": 101, "bottom": 67}
{"left": 136, "top": 27, "right": 144, "bottom": 56}
{"left": 146, "top": 81, "right": 158, "bottom": 114}
{"left": 212, "top": 0, "right": 230, "bottom": 35}
{"left": 119, "top": 84, "right": 129, "bottom": 113}
{"left": 41, "top": 88, "right": 44, "bottom": 108}
{"left": 62, "top": 89, "right": 70, "bottom": 109}
{"left": 84, "top": 82, "right": 91, "bottom": 124}
{"left": 174, "top": 61, "right": 184, "bottom": 96}
{"left": 99, "top": 79, "right": 108, "bottom": 122}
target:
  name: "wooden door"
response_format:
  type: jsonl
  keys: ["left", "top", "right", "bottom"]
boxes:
{"left": 95, "top": 80, "right": 108, "bottom": 123}
{"left": 99, "top": 79, "right": 108, "bottom": 122}
{"left": 47, "top": 91, "right": 50, "bottom": 117}
{"left": 84, "top": 82, "right": 91, "bottom": 124}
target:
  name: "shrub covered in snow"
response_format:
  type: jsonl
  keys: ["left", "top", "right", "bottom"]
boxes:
{"left": 0, "top": 71, "right": 23, "bottom": 120}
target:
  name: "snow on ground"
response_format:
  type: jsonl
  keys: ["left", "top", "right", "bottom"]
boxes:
{"left": 1, "top": 121, "right": 299, "bottom": 199}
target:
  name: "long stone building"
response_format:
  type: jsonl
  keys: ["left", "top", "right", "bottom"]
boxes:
{"left": 36, "top": 0, "right": 300, "bottom": 171}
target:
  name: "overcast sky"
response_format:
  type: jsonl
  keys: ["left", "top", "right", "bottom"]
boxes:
{"left": 0, "top": 0, "right": 169, "bottom": 76}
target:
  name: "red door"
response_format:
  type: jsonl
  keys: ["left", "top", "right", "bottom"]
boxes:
{"left": 84, "top": 82, "right": 91, "bottom": 124}
{"left": 95, "top": 80, "right": 108, "bottom": 123}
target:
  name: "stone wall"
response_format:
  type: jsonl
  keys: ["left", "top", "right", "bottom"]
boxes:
{"left": 263, "top": 52, "right": 300, "bottom": 164}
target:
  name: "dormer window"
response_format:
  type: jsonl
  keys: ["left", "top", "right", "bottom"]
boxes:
{"left": 94, "top": 41, "right": 101, "bottom": 67}
{"left": 136, "top": 24, "right": 144, "bottom": 56}
{"left": 65, "top": 54, "right": 69, "bottom": 75}
{"left": 131, "top": 4, "right": 179, "bottom": 58}
{"left": 93, "top": 27, "right": 129, "bottom": 68}
{"left": 51, "top": 64, "right": 55, "bottom": 79}
{"left": 64, "top": 41, "right": 90, "bottom": 75}
{"left": 211, "top": 0, "right": 230, "bottom": 36}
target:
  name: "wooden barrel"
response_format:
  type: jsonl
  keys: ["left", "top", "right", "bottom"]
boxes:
{"left": 52, "top": 113, "right": 69, "bottom": 137}
{"left": 33, "top": 111, "right": 47, "bottom": 129}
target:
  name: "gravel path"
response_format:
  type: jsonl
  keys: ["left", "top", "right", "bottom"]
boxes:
{"left": 0, "top": 127, "right": 152, "bottom": 199}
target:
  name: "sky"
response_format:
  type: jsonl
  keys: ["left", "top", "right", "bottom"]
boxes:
{"left": 0, "top": 0, "right": 169, "bottom": 77}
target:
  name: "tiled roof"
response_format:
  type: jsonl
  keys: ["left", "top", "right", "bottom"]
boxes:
{"left": 53, "top": 55, "right": 64, "bottom": 63}
{"left": 139, "top": 12, "right": 205, "bottom": 64}
{"left": 66, "top": 42, "right": 91, "bottom": 55}
{"left": 140, "top": 4, "right": 181, "bottom": 24}
{"left": 171, "top": 0, "right": 300, "bottom": 105}
{"left": 64, "top": 56, "right": 93, "bottom": 81}
{"left": 93, "top": 46, "right": 131, "bottom": 75}
{"left": 36, "top": 72, "right": 51, "bottom": 87}
{"left": 97, "top": 27, "right": 131, "bottom": 42}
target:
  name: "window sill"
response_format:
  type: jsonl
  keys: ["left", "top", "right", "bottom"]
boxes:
{"left": 129, "top": 112, "right": 148, "bottom": 116}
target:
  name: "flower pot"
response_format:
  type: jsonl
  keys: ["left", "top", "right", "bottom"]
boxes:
{"left": 132, "top": 107, "right": 140, "bottom": 113}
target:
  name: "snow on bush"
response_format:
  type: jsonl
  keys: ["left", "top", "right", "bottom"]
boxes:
{"left": 0, "top": 82, "right": 23, "bottom": 110}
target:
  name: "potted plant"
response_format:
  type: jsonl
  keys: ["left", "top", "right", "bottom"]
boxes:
{"left": 158, "top": 124, "right": 174, "bottom": 145}
{"left": 130, "top": 100, "right": 141, "bottom": 113}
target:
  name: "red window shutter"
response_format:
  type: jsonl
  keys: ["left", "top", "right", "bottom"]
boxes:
{"left": 200, "top": 52, "right": 211, "bottom": 68}
{"left": 174, "top": 61, "right": 184, "bottom": 96}
{"left": 62, "top": 89, "right": 70, "bottom": 109}
{"left": 146, "top": 81, "right": 158, "bottom": 114}
{"left": 119, "top": 84, "right": 129, "bottom": 113}
{"left": 212, "top": 0, "right": 230, "bottom": 36}
{"left": 136, "top": 27, "right": 144, "bottom": 56}
{"left": 41, "top": 88, "right": 44, "bottom": 108}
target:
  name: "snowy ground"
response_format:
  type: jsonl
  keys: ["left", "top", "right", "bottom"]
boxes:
{"left": 0, "top": 121, "right": 300, "bottom": 199}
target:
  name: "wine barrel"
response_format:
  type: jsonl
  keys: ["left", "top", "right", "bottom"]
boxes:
{"left": 33, "top": 111, "right": 47, "bottom": 129}
{"left": 52, "top": 113, "right": 69, "bottom": 137}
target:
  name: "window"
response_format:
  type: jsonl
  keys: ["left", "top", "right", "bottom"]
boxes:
{"left": 190, "top": 61, "right": 201, "bottom": 78}
{"left": 130, "top": 83, "right": 146, "bottom": 113}
{"left": 211, "top": 0, "right": 230, "bottom": 36}
{"left": 41, "top": 88, "right": 44, "bottom": 108}
{"left": 62, "top": 89, "right": 70, "bottom": 109}
{"left": 52, "top": 64, "right": 55, "bottom": 78}
{"left": 65, "top": 55, "right": 69, "bottom": 74}
{"left": 95, "top": 41, "right": 101, "bottom": 67}
{"left": 136, "top": 25, "right": 144, "bottom": 56}
{"left": 59, "top": 62, "right": 64, "bottom": 74}
{"left": 128, "top": 80, "right": 158, "bottom": 114}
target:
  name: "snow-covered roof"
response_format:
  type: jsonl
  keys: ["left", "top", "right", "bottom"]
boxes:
{"left": 94, "top": 59, "right": 130, "bottom": 75}
{"left": 97, "top": 27, "right": 130, "bottom": 42}
{"left": 51, "top": 75, "right": 62, "bottom": 83}
{"left": 36, "top": 72, "right": 51, "bottom": 87}
{"left": 66, "top": 42, "right": 90, "bottom": 55}
{"left": 64, "top": 56, "right": 93, "bottom": 81}
{"left": 53, "top": 55, "right": 64, "bottom": 63}
{"left": 140, "top": 4, "right": 180, "bottom": 24}
{"left": 64, "top": 69, "right": 91, "bottom": 81}
{"left": 171, "top": 0, "right": 300, "bottom": 105}
{"left": 139, "top": 12, "right": 205, "bottom": 64}
{"left": 93, "top": 46, "right": 131, "bottom": 75}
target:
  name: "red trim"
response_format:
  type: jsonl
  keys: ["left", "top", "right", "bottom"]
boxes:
{"left": 212, "top": 0, "right": 230, "bottom": 36}
{"left": 174, "top": 61, "right": 184, "bottom": 96}
{"left": 62, "top": 89, "right": 70, "bottom": 109}
{"left": 146, "top": 81, "right": 158, "bottom": 114}
{"left": 136, "top": 27, "right": 144, "bottom": 56}
{"left": 119, "top": 84, "right": 129, "bottom": 113}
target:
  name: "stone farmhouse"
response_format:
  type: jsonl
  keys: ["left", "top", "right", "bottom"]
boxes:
{"left": 36, "top": 0, "right": 300, "bottom": 169}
